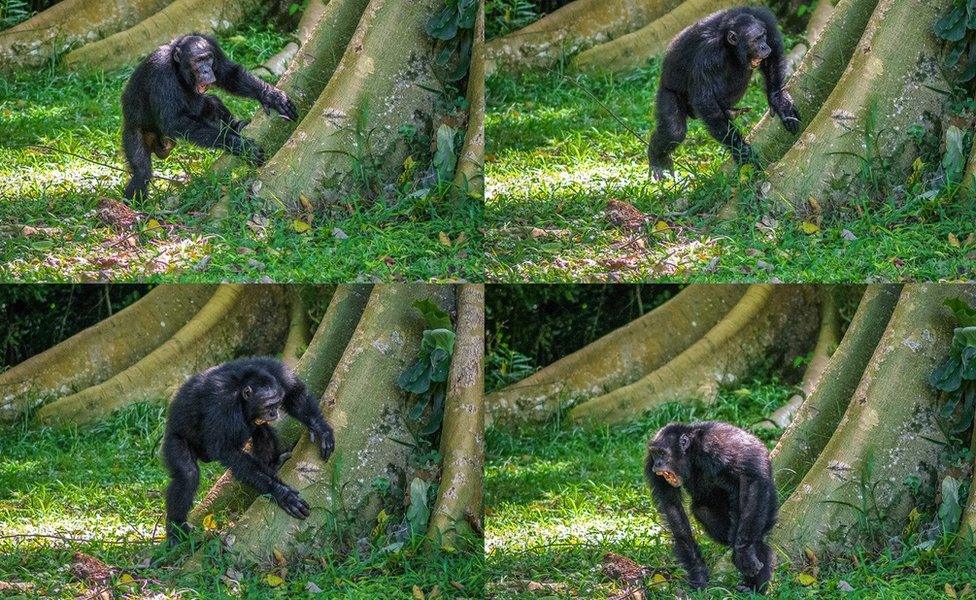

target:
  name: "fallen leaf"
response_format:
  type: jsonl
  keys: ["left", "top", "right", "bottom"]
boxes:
{"left": 299, "top": 194, "right": 314, "bottom": 213}
{"left": 653, "top": 220, "right": 670, "bottom": 233}
{"left": 118, "top": 573, "right": 135, "bottom": 585}
{"left": 273, "top": 548, "right": 286, "bottom": 566}
{"left": 795, "top": 573, "right": 817, "bottom": 586}
{"left": 841, "top": 229, "right": 857, "bottom": 241}
{"left": 799, "top": 221, "right": 820, "bottom": 235}
{"left": 292, "top": 219, "right": 311, "bottom": 233}
{"left": 438, "top": 232, "right": 451, "bottom": 246}
{"left": 947, "top": 583, "right": 958, "bottom": 598}
{"left": 412, "top": 584, "right": 425, "bottom": 599}
{"left": 202, "top": 513, "right": 217, "bottom": 531}
{"left": 263, "top": 573, "right": 284, "bottom": 587}
{"left": 837, "top": 580, "right": 854, "bottom": 592}
{"left": 949, "top": 233, "right": 960, "bottom": 248}
{"left": 306, "top": 581, "right": 323, "bottom": 593}
{"left": 332, "top": 227, "right": 349, "bottom": 240}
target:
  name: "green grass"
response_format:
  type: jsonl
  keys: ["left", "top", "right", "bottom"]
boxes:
{"left": 484, "top": 64, "right": 976, "bottom": 283}
{"left": 0, "top": 402, "right": 484, "bottom": 598}
{"left": 0, "top": 25, "right": 482, "bottom": 283}
{"left": 485, "top": 378, "right": 976, "bottom": 598}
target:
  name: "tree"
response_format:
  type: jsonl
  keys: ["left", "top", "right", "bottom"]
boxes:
{"left": 488, "top": 0, "right": 956, "bottom": 213}
{"left": 0, "top": 283, "right": 484, "bottom": 565}
{"left": 0, "top": 0, "right": 484, "bottom": 212}
{"left": 487, "top": 284, "right": 976, "bottom": 559}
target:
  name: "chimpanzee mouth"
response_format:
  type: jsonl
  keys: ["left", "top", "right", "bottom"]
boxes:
{"left": 750, "top": 57, "right": 763, "bottom": 69}
{"left": 656, "top": 470, "right": 682, "bottom": 487}
{"left": 197, "top": 83, "right": 209, "bottom": 94}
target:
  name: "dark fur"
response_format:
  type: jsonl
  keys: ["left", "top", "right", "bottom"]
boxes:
{"left": 647, "top": 7, "right": 799, "bottom": 179}
{"left": 645, "top": 421, "right": 777, "bottom": 592}
{"left": 162, "top": 357, "right": 333, "bottom": 543}
{"left": 121, "top": 34, "right": 298, "bottom": 200}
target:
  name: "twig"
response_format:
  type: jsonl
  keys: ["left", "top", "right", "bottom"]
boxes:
{"left": 23, "top": 144, "right": 183, "bottom": 184}
{"left": 561, "top": 75, "right": 648, "bottom": 146}
{"left": 0, "top": 533, "right": 161, "bottom": 546}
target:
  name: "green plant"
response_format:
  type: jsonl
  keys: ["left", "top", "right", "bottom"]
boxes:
{"left": 485, "top": 0, "right": 539, "bottom": 38}
{"left": 397, "top": 300, "right": 456, "bottom": 436}
{"left": 426, "top": 0, "right": 479, "bottom": 82}
{"left": 931, "top": 297, "right": 976, "bottom": 435}
{"left": 935, "top": 0, "right": 976, "bottom": 83}
{"left": 0, "top": 0, "right": 29, "bottom": 29}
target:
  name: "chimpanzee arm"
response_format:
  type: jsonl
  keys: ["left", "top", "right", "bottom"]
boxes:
{"left": 283, "top": 379, "right": 335, "bottom": 462}
{"left": 207, "top": 36, "right": 298, "bottom": 121}
{"left": 651, "top": 476, "right": 708, "bottom": 588}
{"left": 732, "top": 474, "right": 772, "bottom": 576}
{"left": 156, "top": 98, "right": 264, "bottom": 163}
{"left": 755, "top": 9, "right": 800, "bottom": 132}
{"left": 217, "top": 447, "right": 310, "bottom": 519}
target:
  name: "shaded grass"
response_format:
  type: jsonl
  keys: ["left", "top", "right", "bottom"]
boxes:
{"left": 0, "top": 402, "right": 484, "bottom": 598}
{"left": 485, "top": 378, "right": 976, "bottom": 598}
{"left": 484, "top": 63, "right": 976, "bottom": 283}
{"left": 0, "top": 25, "right": 482, "bottom": 283}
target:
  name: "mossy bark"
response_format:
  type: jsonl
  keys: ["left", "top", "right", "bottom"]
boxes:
{"left": 763, "top": 0, "right": 950, "bottom": 211}
{"left": 35, "top": 285, "right": 288, "bottom": 427}
{"left": 487, "top": 285, "right": 746, "bottom": 426}
{"left": 453, "top": 0, "right": 485, "bottom": 198}
{"left": 0, "top": 285, "right": 214, "bottom": 421}
{"left": 218, "top": 285, "right": 455, "bottom": 565}
{"left": 427, "top": 284, "right": 484, "bottom": 548}
{"left": 758, "top": 287, "right": 841, "bottom": 430}
{"left": 485, "top": 0, "right": 682, "bottom": 75}
{"left": 770, "top": 285, "right": 901, "bottom": 494}
{"left": 772, "top": 284, "right": 968, "bottom": 560}
{"left": 255, "top": 0, "right": 442, "bottom": 212}
{"left": 64, "top": 0, "right": 265, "bottom": 71}
{"left": 0, "top": 0, "right": 171, "bottom": 72}
{"left": 571, "top": 0, "right": 748, "bottom": 74}
{"left": 253, "top": 0, "right": 332, "bottom": 77}
{"left": 783, "top": 0, "right": 835, "bottom": 75}
{"left": 568, "top": 285, "right": 819, "bottom": 426}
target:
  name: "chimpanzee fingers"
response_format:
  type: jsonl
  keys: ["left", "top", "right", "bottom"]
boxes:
{"left": 276, "top": 488, "right": 310, "bottom": 519}
{"left": 318, "top": 434, "right": 335, "bottom": 462}
{"left": 264, "top": 90, "right": 298, "bottom": 121}
{"left": 274, "top": 451, "right": 292, "bottom": 470}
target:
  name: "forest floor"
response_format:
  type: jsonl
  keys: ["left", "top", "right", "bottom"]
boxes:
{"left": 0, "top": 24, "right": 481, "bottom": 283}
{"left": 484, "top": 64, "right": 976, "bottom": 283}
{"left": 485, "top": 378, "right": 976, "bottom": 599}
{"left": 0, "top": 402, "right": 484, "bottom": 598}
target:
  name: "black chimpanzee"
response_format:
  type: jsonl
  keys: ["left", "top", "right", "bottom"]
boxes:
{"left": 645, "top": 421, "right": 777, "bottom": 592}
{"left": 121, "top": 34, "right": 299, "bottom": 200}
{"left": 162, "top": 357, "right": 334, "bottom": 544}
{"left": 647, "top": 7, "right": 800, "bottom": 179}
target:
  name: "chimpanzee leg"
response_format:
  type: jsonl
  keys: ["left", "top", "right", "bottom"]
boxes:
{"left": 648, "top": 88, "right": 688, "bottom": 179}
{"left": 695, "top": 101, "right": 756, "bottom": 166}
{"left": 651, "top": 478, "right": 708, "bottom": 588}
{"left": 739, "top": 540, "right": 774, "bottom": 593}
{"left": 122, "top": 126, "right": 153, "bottom": 200}
{"left": 732, "top": 478, "right": 772, "bottom": 590}
{"left": 692, "top": 502, "right": 733, "bottom": 545}
{"left": 162, "top": 436, "right": 200, "bottom": 543}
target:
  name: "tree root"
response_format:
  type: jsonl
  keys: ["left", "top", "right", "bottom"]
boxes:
{"left": 453, "top": 0, "right": 486, "bottom": 199}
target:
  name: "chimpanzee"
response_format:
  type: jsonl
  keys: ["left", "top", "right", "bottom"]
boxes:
{"left": 121, "top": 34, "right": 298, "bottom": 200}
{"left": 162, "top": 357, "right": 334, "bottom": 543}
{"left": 647, "top": 7, "right": 800, "bottom": 179}
{"left": 645, "top": 421, "right": 777, "bottom": 592}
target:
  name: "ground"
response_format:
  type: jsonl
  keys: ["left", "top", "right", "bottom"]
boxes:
{"left": 0, "top": 402, "right": 484, "bottom": 598}
{"left": 485, "top": 378, "right": 976, "bottom": 598}
{"left": 484, "top": 64, "right": 976, "bottom": 283}
{"left": 0, "top": 24, "right": 481, "bottom": 283}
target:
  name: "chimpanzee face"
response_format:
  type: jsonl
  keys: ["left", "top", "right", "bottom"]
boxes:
{"left": 242, "top": 373, "right": 284, "bottom": 425}
{"left": 173, "top": 36, "right": 216, "bottom": 94}
{"left": 649, "top": 428, "right": 695, "bottom": 487}
{"left": 726, "top": 18, "right": 770, "bottom": 69}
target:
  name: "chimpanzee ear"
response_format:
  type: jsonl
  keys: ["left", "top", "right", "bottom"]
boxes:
{"left": 726, "top": 29, "right": 738, "bottom": 46}
{"left": 242, "top": 385, "right": 252, "bottom": 399}
{"left": 173, "top": 46, "right": 181, "bottom": 63}
{"left": 679, "top": 433, "right": 693, "bottom": 453}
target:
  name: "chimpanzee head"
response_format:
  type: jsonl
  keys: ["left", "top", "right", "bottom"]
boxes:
{"left": 241, "top": 368, "right": 285, "bottom": 425}
{"left": 725, "top": 14, "right": 770, "bottom": 69}
{"left": 647, "top": 423, "right": 699, "bottom": 487}
{"left": 173, "top": 35, "right": 216, "bottom": 94}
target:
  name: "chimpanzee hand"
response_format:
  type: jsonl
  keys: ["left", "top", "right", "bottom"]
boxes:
{"left": 771, "top": 90, "right": 800, "bottom": 133}
{"left": 262, "top": 88, "right": 298, "bottom": 121}
{"left": 308, "top": 426, "right": 335, "bottom": 462}
{"left": 731, "top": 143, "right": 758, "bottom": 167}
{"left": 272, "top": 483, "right": 310, "bottom": 519}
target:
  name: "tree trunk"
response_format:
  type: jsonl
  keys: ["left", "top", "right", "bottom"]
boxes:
{"left": 218, "top": 285, "right": 455, "bottom": 565}
{"left": 0, "top": 285, "right": 214, "bottom": 421}
{"left": 253, "top": 0, "right": 332, "bottom": 78}
{"left": 281, "top": 289, "right": 314, "bottom": 367}
{"left": 428, "top": 284, "right": 484, "bottom": 549}
{"left": 35, "top": 285, "right": 288, "bottom": 427}
{"left": 255, "top": 0, "right": 442, "bottom": 212}
{"left": 486, "top": 285, "right": 745, "bottom": 426}
{"left": 571, "top": 0, "right": 748, "bottom": 74}
{"left": 784, "top": 0, "right": 836, "bottom": 76}
{"left": 762, "top": 0, "right": 950, "bottom": 212}
{"left": 0, "top": 0, "right": 171, "bottom": 72}
{"left": 758, "top": 287, "right": 841, "bottom": 430}
{"left": 770, "top": 284, "right": 901, "bottom": 494}
{"left": 454, "top": 0, "right": 486, "bottom": 198}
{"left": 485, "top": 0, "right": 683, "bottom": 75}
{"left": 568, "top": 285, "right": 819, "bottom": 426}
{"left": 748, "top": 0, "right": 879, "bottom": 164}
{"left": 963, "top": 137, "right": 976, "bottom": 193}
{"left": 772, "top": 284, "right": 968, "bottom": 560}
{"left": 64, "top": 0, "right": 265, "bottom": 71}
